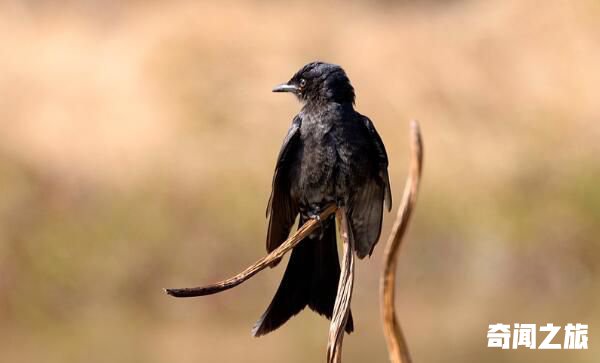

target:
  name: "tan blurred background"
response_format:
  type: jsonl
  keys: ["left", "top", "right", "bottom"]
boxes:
{"left": 0, "top": 0, "right": 598, "bottom": 362}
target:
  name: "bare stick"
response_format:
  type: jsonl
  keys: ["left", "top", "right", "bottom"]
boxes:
{"left": 327, "top": 207, "right": 355, "bottom": 363}
{"left": 380, "top": 121, "right": 424, "bottom": 363}
{"left": 165, "top": 203, "right": 338, "bottom": 297}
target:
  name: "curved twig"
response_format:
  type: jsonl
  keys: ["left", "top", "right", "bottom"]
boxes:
{"left": 327, "top": 207, "right": 355, "bottom": 363}
{"left": 165, "top": 203, "right": 338, "bottom": 297}
{"left": 380, "top": 120, "right": 424, "bottom": 363}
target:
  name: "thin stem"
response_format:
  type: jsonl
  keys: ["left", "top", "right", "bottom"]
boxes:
{"left": 327, "top": 207, "right": 355, "bottom": 363}
{"left": 380, "top": 120, "right": 424, "bottom": 363}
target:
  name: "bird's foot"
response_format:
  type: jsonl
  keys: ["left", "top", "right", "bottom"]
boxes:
{"left": 308, "top": 211, "right": 325, "bottom": 240}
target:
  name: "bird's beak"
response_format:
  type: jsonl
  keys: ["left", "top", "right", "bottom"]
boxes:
{"left": 272, "top": 83, "right": 298, "bottom": 93}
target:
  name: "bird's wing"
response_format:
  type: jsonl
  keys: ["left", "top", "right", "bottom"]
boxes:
{"left": 349, "top": 116, "right": 392, "bottom": 258}
{"left": 363, "top": 116, "right": 392, "bottom": 211}
{"left": 266, "top": 115, "right": 302, "bottom": 252}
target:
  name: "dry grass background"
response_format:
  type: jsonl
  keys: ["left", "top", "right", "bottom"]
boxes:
{"left": 0, "top": 0, "right": 599, "bottom": 362}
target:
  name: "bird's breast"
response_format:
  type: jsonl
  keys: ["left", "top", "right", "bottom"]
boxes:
{"left": 290, "top": 115, "right": 351, "bottom": 208}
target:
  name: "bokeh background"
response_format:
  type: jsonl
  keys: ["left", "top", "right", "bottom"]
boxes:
{"left": 1, "top": 0, "right": 598, "bottom": 362}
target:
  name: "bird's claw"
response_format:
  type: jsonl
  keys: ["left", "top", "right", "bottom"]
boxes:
{"left": 309, "top": 213, "right": 325, "bottom": 240}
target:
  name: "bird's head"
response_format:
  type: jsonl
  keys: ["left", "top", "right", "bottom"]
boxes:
{"left": 273, "top": 62, "right": 355, "bottom": 105}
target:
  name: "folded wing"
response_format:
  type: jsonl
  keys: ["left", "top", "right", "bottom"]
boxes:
{"left": 266, "top": 116, "right": 302, "bottom": 253}
{"left": 349, "top": 116, "right": 392, "bottom": 258}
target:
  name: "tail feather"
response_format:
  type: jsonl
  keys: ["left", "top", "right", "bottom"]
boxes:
{"left": 252, "top": 237, "right": 312, "bottom": 336}
{"left": 252, "top": 215, "right": 354, "bottom": 337}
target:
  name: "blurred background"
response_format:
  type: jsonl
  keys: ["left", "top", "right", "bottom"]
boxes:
{"left": 0, "top": 0, "right": 598, "bottom": 362}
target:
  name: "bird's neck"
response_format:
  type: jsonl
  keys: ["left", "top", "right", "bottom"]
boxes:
{"left": 302, "top": 101, "right": 354, "bottom": 114}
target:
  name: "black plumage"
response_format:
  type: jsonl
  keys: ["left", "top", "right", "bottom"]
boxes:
{"left": 253, "top": 62, "right": 392, "bottom": 337}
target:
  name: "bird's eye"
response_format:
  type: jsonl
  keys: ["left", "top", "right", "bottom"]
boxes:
{"left": 299, "top": 78, "right": 307, "bottom": 87}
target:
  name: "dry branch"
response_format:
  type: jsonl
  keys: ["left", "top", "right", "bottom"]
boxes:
{"left": 165, "top": 203, "right": 337, "bottom": 297}
{"left": 380, "top": 120, "right": 424, "bottom": 363}
{"left": 327, "top": 207, "right": 355, "bottom": 363}
{"left": 165, "top": 203, "right": 357, "bottom": 362}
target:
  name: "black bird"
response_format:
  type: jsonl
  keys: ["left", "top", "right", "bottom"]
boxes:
{"left": 252, "top": 62, "right": 392, "bottom": 337}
